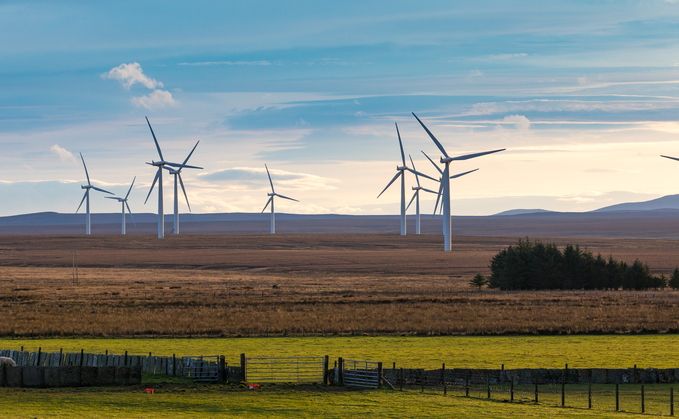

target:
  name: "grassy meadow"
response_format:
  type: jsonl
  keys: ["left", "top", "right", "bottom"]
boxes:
{"left": 3, "top": 335, "right": 679, "bottom": 369}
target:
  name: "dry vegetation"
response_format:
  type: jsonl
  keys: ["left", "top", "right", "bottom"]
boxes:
{"left": 2, "top": 234, "right": 679, "bottom": 337}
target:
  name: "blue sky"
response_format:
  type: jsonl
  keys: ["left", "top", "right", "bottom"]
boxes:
{"left": 3, "top": 0, "right": 679, "bottom": 216}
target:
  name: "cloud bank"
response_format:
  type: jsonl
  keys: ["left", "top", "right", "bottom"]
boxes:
{"left": 103, "top": 62, "right": 177, "bottom": 110}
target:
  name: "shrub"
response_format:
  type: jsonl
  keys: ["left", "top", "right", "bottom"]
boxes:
{"left": 469, "top": 274, "right": 488, "bottom": 290}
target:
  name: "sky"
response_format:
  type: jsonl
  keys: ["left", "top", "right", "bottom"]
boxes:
{"left": 3, "top": 0, "right": 679, "bottom": 217}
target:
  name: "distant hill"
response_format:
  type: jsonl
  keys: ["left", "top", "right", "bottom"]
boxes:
{"left": 493, "top": 209, "right": 553, "bottom": 216}
{"left": 593, "top": 194, "right": 679, "bottom": 212}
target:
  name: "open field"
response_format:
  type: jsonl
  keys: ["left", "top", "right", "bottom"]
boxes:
{"left": 0, "top": 383, "right": 667, "bottom": 418}
{"left": 3, "top": 335, "right": 679, "bottom": 369}
{"left": 2, "top": 234, "right": 679, "bottom": 336}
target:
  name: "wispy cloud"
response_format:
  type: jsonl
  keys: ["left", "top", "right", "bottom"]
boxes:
{"left": 178, "top": 61, "right": 272, "bottom": 66}
{"left": 502, "top": 115, "right": 531, "bottom": 131}
{"left": 131, "top": 90, "right": 178, "bottom": 110}
{"left": 102, "top": 62, "right": 163, "bottom": 90}
{"left": 197, "top": 167, "right": 338, "bottom": 191}
{"left": 50, "top": 144, "right": 75, "bottom": 163}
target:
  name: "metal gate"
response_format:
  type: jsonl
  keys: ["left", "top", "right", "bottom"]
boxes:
{"left": 343, "top": 359, "right": 380, "bottom": 388}
{"left": 181, "top": 355, "right": 219, "bottom": 382}
{"left": 246, "top": 356, "right": 326, "bottom": 383}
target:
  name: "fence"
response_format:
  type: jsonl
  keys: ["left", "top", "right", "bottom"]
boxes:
{"left": 181, "top": 356, "right": 220, "bottom": 382}
{"left": 244, "top": 355, "right": 328, "bottom": 384}
{"left": 340, "top": 358, "right": 382, "bottom": 389}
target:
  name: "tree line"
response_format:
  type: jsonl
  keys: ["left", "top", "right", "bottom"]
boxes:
{"left": 473, "top": 238, "right": 679, "bottom": 291}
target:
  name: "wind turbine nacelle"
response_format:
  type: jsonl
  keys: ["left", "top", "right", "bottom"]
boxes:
{"left": 81, "top": 185, "right": 89, "bottom": 189}
{"left": 440, "top": 157, "right": 454, "bottom": 164}
{"left": 267, "top": 192, "right": 275, "bottom": 197}
{"left": 396, "top": 165, "right": 408, "bottom": 171}
{"left": 412, "top": 186, "right": 422, "bottom": 191}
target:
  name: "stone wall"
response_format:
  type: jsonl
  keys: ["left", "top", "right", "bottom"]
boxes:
{"left": 0, "top": 366, "right": 141, "bottom": 387}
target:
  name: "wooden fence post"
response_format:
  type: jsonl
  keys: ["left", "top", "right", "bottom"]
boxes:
{"left": 535, "top": 379, "right": 538, "bottom": 404}
{"left": 377, "top": 362, "right": 383, "bottom": 388}
{"left": 124, "top": 351, "right": 128, "bottom": 366}
{"left": 642, "top": 384, "right": 645, "bottom": 414}
{"left": 442, "top": 363, "right": 446, "bottom": 395}
{"left": 219, "top": 356, "right": 226, "bottom": 383}
{"left": 37, "top": 347, "right": 41, "bottom": 366}
{"left": 588, "top": 378, "right": 592, "bottom": 409}
{"left": 561, "top": 374, "right": 565, "bottom": 407}
{"left": 240, "top": 353, "right": 246, "bottom": 383}
{"left": 671, "top": 387, "right": 674, "bottom": 416}
{"left": 338, "top": 358, "right": 344, "bottom": 385}
{"left": 486, "top": 373, "right": 490, "bottom": 399}
{"left": 421, "top": 369, "right": 425, "bottom": 393}
{"left": 399, "top": 368, "right": 403, "bottom": 391}
{"left": 510, "top": 377, "right": 514, "bottom": 402}
{"left": 323, "top": 356, "right": 329, "bottom": 385}
{"left": 465, "top": 373, "right": 469, "bottom": 397}
{"left": 616, "top": 384, "right": 619, "bottom": 411}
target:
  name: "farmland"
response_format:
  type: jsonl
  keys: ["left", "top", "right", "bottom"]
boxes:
{"left": 2, "top": 234, "right": 679, "bottom": 337}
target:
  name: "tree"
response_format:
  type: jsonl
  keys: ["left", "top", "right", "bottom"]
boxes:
{"left": 470, "top": 273, "right": 488, "bottom": 290}
{"left": 670, "top": 268, "right": 679, "bottom": 290}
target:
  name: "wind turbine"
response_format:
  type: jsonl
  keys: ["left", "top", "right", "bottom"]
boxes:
{"left": 405, "top": 155, "right": 440, "bottom": 234}
{"left": 413, "top": 112, "right": 505, "bottom": 251}
{"left": 164, "top": 141, "right": 201, "bottom": 234}
{"left": 377, "top": 123, "right": 436, "bottom": 235}
{"left": 76, "top": 153, "right": 113, "bottom": 235}
{"left": 143, "top": 117, "right": 203, "bottom": 239}
{"left": 262, "top": 164, "right": 298, "bottom": 234}
{"left": 105, "top": 177, "right": 136, "bottom": 235}
{"left": 422, "top": 150, "right": 479, "bottom": 217}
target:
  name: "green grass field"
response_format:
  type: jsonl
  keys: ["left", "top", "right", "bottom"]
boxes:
{"left": 3, "top": 335, "right": 679, "bottom": 369}
{"left": 0, "top": 383, "right": 665, "bottom": 418}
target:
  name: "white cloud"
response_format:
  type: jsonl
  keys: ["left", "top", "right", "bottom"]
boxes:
{"left": 50, "top": 144, "right": 75, "bottom": 162}
{"left": 103, "top": 62, "right": 163, "bottom": 90}
{"left": 467, "top": 99, "right": 678, "bottom": 116}
{"left": 486, "top": 53, "right": 527, "bottom": 60}
{"left": 502, "top": 115, "right": 531, "bottom": 131}
{"left": 131, "top": 90, "right": 178, "bottom": 110}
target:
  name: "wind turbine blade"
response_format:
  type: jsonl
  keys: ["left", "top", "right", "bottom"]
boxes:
{"left": 265, "top": 164, "right": 275, "bottom": 193}
{"left": 80, "top": 153, "right": 91, "bottom": 185}
{"left": 661, "top": 155, "right": 679, "bottom": 162}
{"left": 125, "top": 176, "right": 136, "bottom": 199}
{"left": 261, "top": 196, "right": 273, "bottom": 213}
{"left": 145, "top": 116, "right": 164, "bottom": 161}
{"left": 376, "top": 171, "right": 402, "bottom": 199}
{"left": 144, "top": 169, "right": 160, "bottom": 204}
{"left": 432, "top": 180, "right": 443, "bottom": 217}
{"left": 421, "top": 150, "right": 443, "bottom": 175}
{"left": 450, "top": 168, "right": 479, "bottom": 179}
{"left": 126, "top": 202, "right": 136, "bottom": 226}
{"left": 412, "top": 112, "right": 449, "bottom": 158}
{"left": 105, "top": 196, "right": 118, "bottom": 200}
{"left": 395, "top": 123, "right": 406, "bottom": 166}
{"left": 421, "top": 187, "right": 439, "bottom": 194}
{"left": 406, "top": 191, "right": 417, "bottom": 211}
{"left": 76, "top": 191, "right": 87, "bottom": 213}
{"left": 182, "top": 141, "right": 200, "bottom": 166}
{"left": 405, "top": 167, "right": 437, "bottom": 182}
{"left": 164, "top": 162, "right": 203, "bottom": 169}
{"left": 450, "top": 148, "right": 505, "bottom": 161}
{"left": 409, "top": 155, "right": 420, "bottom": 187}
{"left": 178, "top": 173, "right": 191, "bottom": 212}
{"left": 91, "top": 186, "right": 114, "bottom": 195}
{"left": 274, "top": 193, "right": 299, "bottom": 202}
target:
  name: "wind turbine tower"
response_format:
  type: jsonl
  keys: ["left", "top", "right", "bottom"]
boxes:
{"left": 76, "top": 153, "right": 113, "bottom": 235}
{"left": 106, "top": 177, "right": 136, "bottom": 234}
{"left": 164, "top": 141, "right": 202, "bottom": 234}
{"left": 405, "top": 155, "right": 440, "bottom": 234}
{"left": 262, "top": 164, "right": 299, "bottom": 234}
{"left": 144, "top": 117, "right": 202, "bottom": 238}
{"left": 377, "top": 123, "right": 435, "bottom": 235}
{"left": 413, "top": 112, "right": 505, "bottom": 251}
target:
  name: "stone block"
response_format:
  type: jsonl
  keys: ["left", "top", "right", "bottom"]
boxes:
{"left": 129, "top": 366, "right": 142, "bottom": 385}
{"left": 6, "top": 366, "right": 22, "bottom": 387}
{"left": 591, "top": 369, "right": 608, "bottom": 384}
{"left": 577, "top": 369, "right": 591, "bottom": 384}
{"left": 115, "top": 367, "right": 130, "bottom": 385}
{"left": 658, "top": 369, "right": 673, "bottom": 383}
{"left": 44, "top": 367, "right": 60, "bottom": 387}
{"left": 59, "top": 366, "right": 81, "bottom": 387}
{"left": 98, "top": 366, "right": 115, "bottom": 385}
{"left": 81, "top": 367, "right": 98, "bottom": 386}
{"left": 608, "top": 369, "right": 623, "bottom": 384}
{"left": 23, "top": 366, "right": 44, "bottom": 387}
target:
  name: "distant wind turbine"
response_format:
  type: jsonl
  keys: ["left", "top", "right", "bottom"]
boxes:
{"left": 143, "top": 117, "right": 202, "bottom": 239}
{"left": 405, "top": 155, "right": 440, "bottom": 234}
{"left": 262, "top": 164, "right": 298, "bottom": 234}
{"left": 377, "top": 123, "right": 436, "bottom": 235}
{"left": 422, "top": 150, "right": 478, "bottom": 216}
{"left": 413, "top": 112, "right": 505, "bottom": 251}
{"left": 164, "top": 141, "right": 201, "bottom": 234}
{"left": 105, "top": 177, "right": 136, "bottom": 235}
{"left": 76, "top": 153, "right": 113, "bottom": 235}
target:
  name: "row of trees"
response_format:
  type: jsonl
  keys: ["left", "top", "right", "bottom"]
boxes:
{"left": 474, "top": 238, "right": 679, "bottom": 291}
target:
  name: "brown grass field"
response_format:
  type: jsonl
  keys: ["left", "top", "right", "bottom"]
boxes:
{"left": 2, "top": 233, "right": 679, "bottom": 337}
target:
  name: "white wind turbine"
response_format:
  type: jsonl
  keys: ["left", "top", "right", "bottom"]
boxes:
{"left": 164, "top": 141, "right": 201, "bottom": 234}
{"left": 377, "top": 123, "right": 436, "bottom": 235}
{"left": 262, "top": 164, "right": 298, "bottom": 234}
{"left": 413, "top": 112, "right": 505, "bottom": 251}
{"left": 105, "top": 177, "right": 136, "bottom": 235}
{"left": 421, "top": 150, "right": 479, "bottom": 217}
{"left": 76, "top": 153, "right": 113, "bottom": 235}
{"left": 143, "top": 117, "right": 203, "bottom": 239}
{"left": 405, "top": 155, "right": 440, "bottom": 234}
